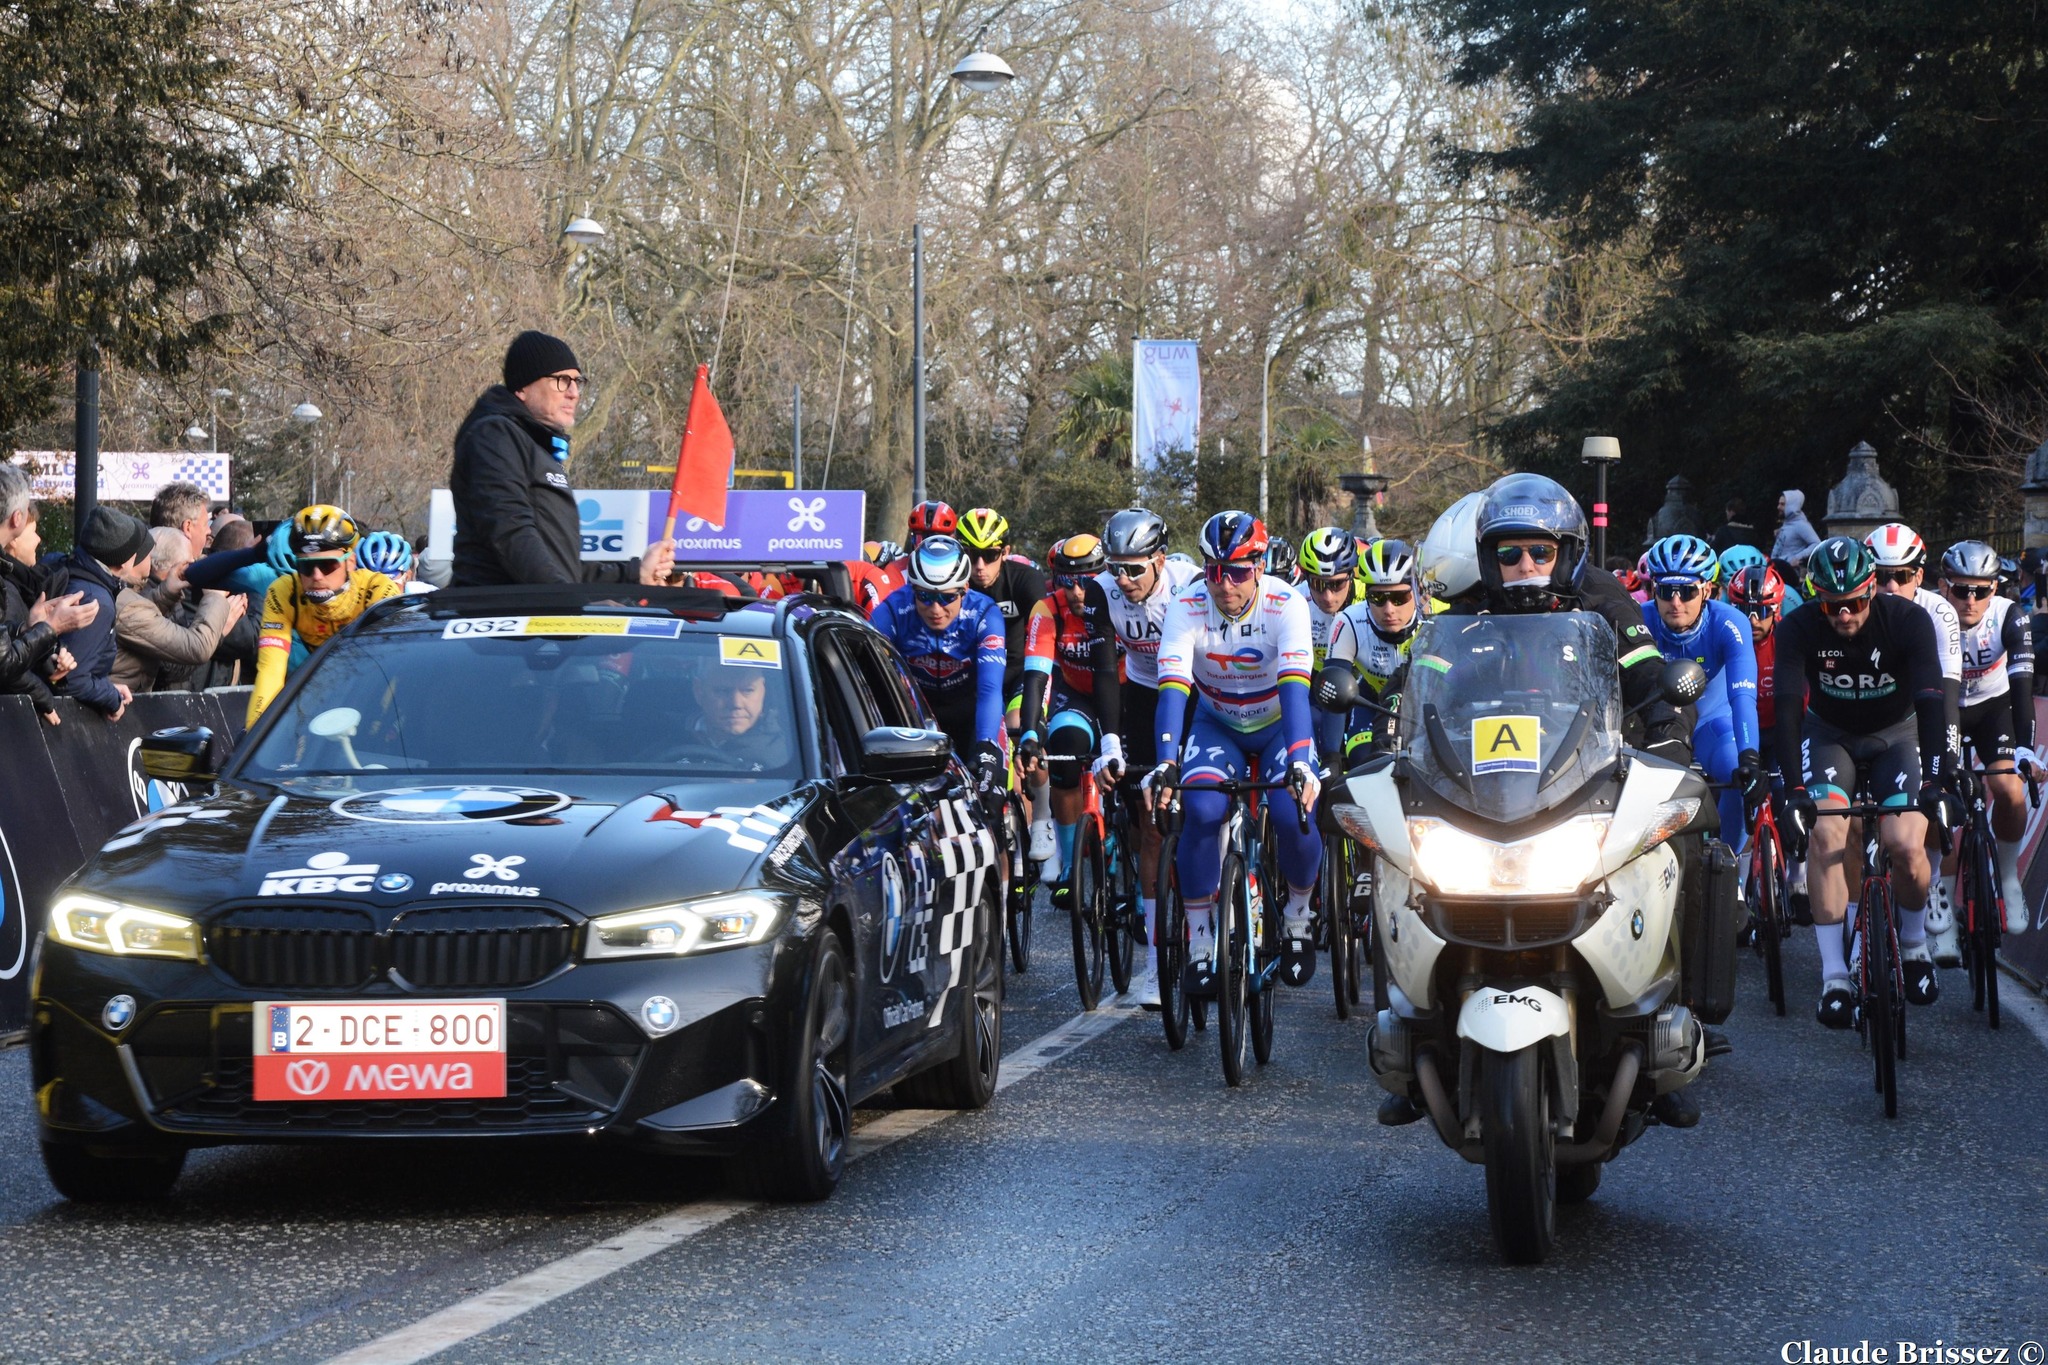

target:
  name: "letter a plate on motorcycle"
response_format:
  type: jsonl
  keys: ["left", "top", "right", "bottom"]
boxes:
{"left": 251, "top": 1000, "right": 508, "bottom": 1101}
{"left": 1471, "top": 715, "right": 1540, "bottom": 775}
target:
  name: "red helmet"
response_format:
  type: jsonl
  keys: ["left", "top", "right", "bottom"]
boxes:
{"left": 907, "top": 500, "right": 958, "bottom": 540}
{"left": 1728, "top": 564, "right": 1785, "bottom": 615}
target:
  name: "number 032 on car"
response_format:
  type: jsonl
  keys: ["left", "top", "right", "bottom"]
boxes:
{"left": 252, "top": 1001, "right": 507, "bottom": 1101}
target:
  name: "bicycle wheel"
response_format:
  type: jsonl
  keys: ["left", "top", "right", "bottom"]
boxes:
{"left": 1106, "top": 812, "right": 1138, "bottom": 997}
{"left": 1755, "top": 824, "right": 1786, "bottom": 1017}
{"left": 1863, "top": 875, "right": 1898, "bottom": 1119}
{"left": 1972, "top": 823, "right": 2003, "bottom": 1030}
{"left": 1252, "top": 862, "right": 1279, "bottom": 1065}
{"left": 1005, "top": 800, "right": 1034, "bottom": 974}
{"left": 1216, "top": 853, "right": 1250, "bottom": 1087}
{"left": 1068, "top": 819, "right": 1106, "bottom": 1011}
{"left": 1325, "top": 831, "right": 1353, "bottom": 1020}
{"left": 1158, "top": 839, "right": 1191, "bottom": 1051}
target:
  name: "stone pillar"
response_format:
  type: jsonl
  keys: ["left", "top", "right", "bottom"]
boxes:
{"left": 1823, "top": 440, "right": 1900, "bottom": 544}
{"left": 1339, "top": 471, "right": 1386, "bottom": 541}
{"left": 2022, "top": 437, "right": 2048, "bottom": 548}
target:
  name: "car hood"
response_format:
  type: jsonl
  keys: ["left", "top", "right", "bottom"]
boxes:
{"left": 75, "top": 774, "right": 821, "bottom": 920}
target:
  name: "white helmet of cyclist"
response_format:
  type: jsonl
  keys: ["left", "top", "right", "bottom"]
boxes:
{"left": 904, "top": 535, "right": 973, "bottom": 594}
{"left": 1864, "top": 521, "right": 1926, "bottom": 569}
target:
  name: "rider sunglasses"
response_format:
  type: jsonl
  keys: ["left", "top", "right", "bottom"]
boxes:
{"left": 913, "top": 587, "right": 965, "bottom": 607}
{"left": 1107, "top": 560, "right": 1152, "bottom": 579}
{"left": 1874, "top": 567, "right": 1918, "bottom": 585}
{"left": 1052, "top": 573, "right": 1090, "bottom": 590}
{"left": 1946, "top": 581, "right": 1997, "bottom": 601}
{"left": 1821, "top": 592, "right": 1874, "bottom": 617}
{"left": 968, "top": 547, "right": 1006, "bottom": 565}
{"left": 1492, "top": 543, "right": 1557, "bottom": 567}
{"left": 1653, "top": 582, "right": 1704, "bottom": 603}
{"left": 1204, "top": 562, "right": 1259, "bottom": 586}
{"left": 1367, "top": 588, "right": 1413, "bottom": 607}
{"left": 1308, "top": 575, "right": 1351, "bottom": 596}
{"left": 296, "top": 556, "right": 348, "bottom": 578}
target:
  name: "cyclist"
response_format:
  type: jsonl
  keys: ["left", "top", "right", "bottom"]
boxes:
{"left": 869, "top": 535, "right": 1008, "bottom": 804}
{"left": 1265, "top": 534, "right": 1301, "bottom": 588}
{"left": 1018, "top": 534, "right": 1123, "bottom": 900}
{"left": 959, "top": 507, "right": 1055, "bottom": 860}
{"left": 1298, "top": 527, "right": 1359, "bottom": 765}
{"left": 1641, "top": 534, "right": 1764, "bottom": 851}
{"left": 248, "top": 506, "right": 400, "bottom": 724}
{"left": 1100, "top": 507, "right": 1200, "bottom": 1003}
{"left": 1865, "top": 523, "right": 1963, "bottom": 713}
{"left": 905, "top": 500, "right": 957, "bottom": 553}
{"left": 1323, "top": 538, "right": 1420, "bottom": 767}
{"left": 1720, "top": 544, "right": 1803, "bottom": 614}
{"left": 1932, "top": 540, "right": 2036, "bottom": 959}
{"left": 1146, "top": 511, "right": 1322, "bottom": 990}
{"left": 1729, "top": 563, "right": 1809, "bottom": 920}
{"left": 1777, "top": 537, "right": 1957, "bottom": 1028}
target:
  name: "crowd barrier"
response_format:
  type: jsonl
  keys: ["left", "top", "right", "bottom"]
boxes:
{"left": 0, "top": 689, "right": 248, "bottom": 1036}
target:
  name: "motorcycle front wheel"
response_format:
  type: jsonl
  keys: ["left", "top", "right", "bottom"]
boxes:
{"left": 1482, "top": 1045, "right": 1557, "bottom": 1265}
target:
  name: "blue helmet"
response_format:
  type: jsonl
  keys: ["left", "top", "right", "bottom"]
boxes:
{"left": 904, "top": 535, "right": 972, "bottom": 593}
{"left": 355, "top": 530, "right": 413, "bottom": 578}
{"left": 1475, "top": 473, "right": 1588, "bottom": 611}
{"left": 1199, "top": 511, "right": 1269, "bottom": 565}
{"left": 1718, "top": 544, "right": 1767, "bottom": 583}
{"left": 1645, "top": 534, "right": 1719, "bottom": 585}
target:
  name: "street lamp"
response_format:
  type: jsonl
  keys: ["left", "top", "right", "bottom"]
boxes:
{"left": 183, "top": 424, "right": 209, "bottom": 449}
{"left": 562, "top": 211, "right": 606, "bottom": 247}
{"left": 292, "top": 402, "right": 324, "bottom": 504}
{"left": 1581, "top": 435, "right": 1621, "bottom": 566}
{"left": 949, "top": 50, "right": 1015, "bottom": 93}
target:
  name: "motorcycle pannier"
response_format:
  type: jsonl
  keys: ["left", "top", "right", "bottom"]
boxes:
{"left": 1684, "top": 836, "right": 1743, "bottom": 1024}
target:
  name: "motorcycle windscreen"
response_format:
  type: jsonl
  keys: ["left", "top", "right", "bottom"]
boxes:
{"left": 1401, "top": 612, "right": 1621, "bottom": 823}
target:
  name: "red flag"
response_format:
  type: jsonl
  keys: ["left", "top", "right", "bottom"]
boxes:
{"left": 665, "top": 364, "right": 734, "bottom": 533}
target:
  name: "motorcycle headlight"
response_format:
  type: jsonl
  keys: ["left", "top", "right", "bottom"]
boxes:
{"left": 1329, "top": 802, "right": 1380, "bottom": 853}
{"left": 48, "top": 895, "right": 202, "bottom": 961}
{"left": 1611, "top": 798, "right": 1701, "bottom": 863}
{"left": 584, "top": 893, "right": 783, "bottom": 960}
{"left": 1405, "top": 815, "right": 1610, "bottom": 897}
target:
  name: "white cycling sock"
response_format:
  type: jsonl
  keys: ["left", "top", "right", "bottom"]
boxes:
{"left": 1140, "top": 895, "right": 1157, "bottom": 945}
{"left": 1789, "top": 859, "right": 1808, "bottom": 894}
{"left": 1030, "top": 775, "right": 1051, "bottom": 810}
{"left": 1283, "top": 884, "right": 1314, "bottom": 932}
{"left": 1997, "top": 839, "right": 2030, "bottom": 932}
{"left": 1184, "top": 898, "right": 1215, "bottom": 946}
{"left": 1897, "top": 908, "right": 1926, "bottom": 948}
{"left": 1816, "top": 923, "right": 1849, "bottom": 981}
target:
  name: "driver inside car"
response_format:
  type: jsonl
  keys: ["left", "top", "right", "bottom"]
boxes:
{"left": 690, "top": 666, "right": 792, "bottom": 771}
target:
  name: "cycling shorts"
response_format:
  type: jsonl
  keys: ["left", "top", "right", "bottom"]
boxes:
{"left": 1042, "top": 680, "right": 1102, "bottom": 790}
{"left": 1800, "top": 711, "right": 1918, "bottom": 808}
{"left": 1118, "top": 678, "right": 1161, "bottom": 770}
{"left": 1959, "top": 695, "right": 2018, "bottom": 767}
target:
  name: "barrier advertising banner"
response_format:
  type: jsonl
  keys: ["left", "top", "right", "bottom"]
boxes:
{"left": 11, "top": 451, "right": 233, "bottom": 503}
{"left": 1131, "top": 339, "right": 1201, "bottom": 470}
{"left": 426, "top": 489, "right": 864, "bottom": 565}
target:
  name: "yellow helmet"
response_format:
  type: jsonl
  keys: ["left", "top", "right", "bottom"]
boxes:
{"left": 289, "top": 504, "right": 360, "bottom": 556}
{"left": 957, "top": 507, "right": 1010, "bottom": 551}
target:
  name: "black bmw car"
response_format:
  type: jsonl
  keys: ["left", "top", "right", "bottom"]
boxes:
{"left": 30, "top": 584, "right": 1004, "bottom": 1202}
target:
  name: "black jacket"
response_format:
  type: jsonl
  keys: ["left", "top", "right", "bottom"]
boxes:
{"left": 0, "top": 554, "right": 58, "bottom": 707}
{"left": 449, "top": 386, "right": 639, "bottom": 588}
{"left": 47, "top": 549, "right": 125, "bottom": 714}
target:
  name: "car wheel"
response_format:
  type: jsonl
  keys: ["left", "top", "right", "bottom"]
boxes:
{"left": 735, "top": 931, "right": 852, "bottom": 1202}
{"left": 897, "top": 879, "right": 1003, "bottom": 1109}
{"left": 40, "top": 1142, "right": 186, "bottom": 1203}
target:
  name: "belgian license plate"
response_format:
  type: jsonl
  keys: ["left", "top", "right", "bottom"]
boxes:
{"left": 252, "top": 1000, "right": 507, "bottom": 1101}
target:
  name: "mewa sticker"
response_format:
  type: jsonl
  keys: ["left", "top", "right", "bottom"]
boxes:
{"left": 1471, "top": 714, "right": 1540, "bottom": 775}
{"left": 719, "top": 637, "right": 783, "bottom": 668}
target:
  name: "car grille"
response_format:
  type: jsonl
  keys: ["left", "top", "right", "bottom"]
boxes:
{"left": 207, "top": 903, "right": 575, "bottom": 992}
{"left": 1429, "top": 898, "right": 1585, "bottom": 949}
{"left": 136, "top": 1003, "right": 645, "bottom": 1133}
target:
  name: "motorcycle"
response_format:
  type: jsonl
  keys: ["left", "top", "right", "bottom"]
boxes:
{"left": 1319, "top": 611, "right": 1716, "bottom": 1264}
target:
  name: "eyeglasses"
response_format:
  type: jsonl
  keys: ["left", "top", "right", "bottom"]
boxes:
{"left": 913, "top": 587, "right": 964, "bottom": 607}
{"left": 1308, "top": 575, "right": 1352, "bottom": 596}
{"left": 1821, "top": 593, "right": 1874, "bottom": 617}
{"left": 1204, "top": 562, "right": 1259, "bottom": 586}
{"left": 1367, "top": 589, "right": 1413, "bottom": 607}
{"left": 1653, "top": 582, "right": 1704, "bottom": 603}
{"left": 1492, "top": 543, "right": 1557, "bottom": 567}
{"left": 296, "top": 557, "right": 348, "bottom": 578}
{"left": 1946, "top": 582, "right": 1996, "bottom": 601}
{"left": 968, "top": 548, "right": 1006, "bottom": 564}
{"left": 1874, "top": 567, "right": 1918, "bottom": 585}
{"left": 1107, "top": 561, "right": 1152, "bottom": 579}
{"left": 545, "top": 372, "right": 587, "bottom": 394}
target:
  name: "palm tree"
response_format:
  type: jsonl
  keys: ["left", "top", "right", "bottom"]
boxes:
{"left": 1057, "top": 352, "right": 1133, "bottom": 464}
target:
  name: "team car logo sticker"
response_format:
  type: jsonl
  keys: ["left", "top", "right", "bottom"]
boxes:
{"left": 647, "top": 803, "right": 790, "bottom": 853}
{"left": 442, "top": 615, "right": 682, "bottom": 640}
{"left": 331, "top": 786, "right": 571, "bottom": 824}
{"left": 1471, "top": 715, "right": 1541, "bottom": 775}
{"left": 261, "top": 850, "right": 383, "bottom": 897}
{"left": 719, "top": 637, "right": 783, "bottom": 668}
{"left": 432, "top": 853, "right": 539, "bottom": 898}
{"left": 100, "top": 801, "right": 233, "bottom": 854}
{"left": 640, "top": 995, "right": 680, "bottom": 1035}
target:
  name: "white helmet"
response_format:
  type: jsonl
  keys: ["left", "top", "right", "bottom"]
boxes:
{"left": 1418, "top": 491, "right": 1486, "bottom": 602}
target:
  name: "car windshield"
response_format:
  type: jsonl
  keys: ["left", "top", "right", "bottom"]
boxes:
{"left": 1401, "top": 611, "right": 1621, "bottom": 823}
{"left": 238, "top": 617, "right": 803, "bottom": 781}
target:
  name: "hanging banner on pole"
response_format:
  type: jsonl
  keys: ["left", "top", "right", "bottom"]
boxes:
{"left": 1131, "top": 340, "right": 1200, "bottom": 473}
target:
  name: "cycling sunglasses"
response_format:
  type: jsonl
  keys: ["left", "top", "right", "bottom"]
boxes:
{"left": 1945, "top": 581, "right": 1997, "bottom": 601}
{"left": 1052, "top": 573, "right": 1091, "bottom": 590}
{"left": 1653, "top": 582, "right": 1705, "bottom": 602}
{"left": 1820, "top": 592, "right": 1874, "bottom": 617}
{"left": 1204, "top": 562, "right": 1259, "bottom": 586}
{"left": 1367, "top": 588, "right": 1413, "bottom": 607}
{"left": 296, "top": 556, "right": 349, "bottom": 578}
{"left": 1307, "top": 574, "right": 1352, "bottom": 596}
{"left": 967, "top": 547, "right": 1006, "bottom": 564}
{"left": 1107, "top": 560, "right": 1152, "bottom": 579}
{"left": 1492, "top": 543, "right": 1557, "bottom": 567}
{"left": 1874, "top": 567, "right": 1919, "bottom": 585}
{"left": 913, "top": 587, "right": 965, "bottom": 607}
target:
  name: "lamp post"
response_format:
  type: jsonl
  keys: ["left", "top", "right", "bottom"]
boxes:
{"left": 292, "top": 401, "right": 323, "bottom": 504}
{"left": 1581, "top": 435, "right": 1621, "bottom": 567}
{"left": 185, "top": 387, "right": 233, "bottom": 453}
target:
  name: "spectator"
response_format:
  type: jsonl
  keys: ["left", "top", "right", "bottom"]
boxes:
{"left": 114, "top": 528, "right": 243, "bottom": 695}
{"left": 0, "top": 465, "right": 93, "bottom": 723}
{"left": 449, "top": 330, "right": 673, "bottom": 588}
{"left": 1710, "top": 497, "right": 1761, "bottom": 555}
{"left": 150, "top": 481, "right": 213, "bottom": 561}
{"left": 53, "top": 505, "right": 152, "bottom": 721}
{"left": 1770, "top": 489, "right": 1822, "bottom": 565}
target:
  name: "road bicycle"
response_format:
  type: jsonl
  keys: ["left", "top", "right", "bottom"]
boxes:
{"left": 1051, "top": 753, "right": 1141, "bottom": 1011}
{"left": 1746, "top": 789, "right": 1790, "bottom": 1017}
{"left": 1952, "top": 737, "right": 2039, "bottom": 1032}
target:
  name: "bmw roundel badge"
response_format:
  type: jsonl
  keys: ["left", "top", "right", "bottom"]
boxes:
{"left": 102, "top": 994, "right": 137, "bottom": 1031}
{"left": 376, "top": 873, "right": 414, "bottom": 893}
{"left": 1630, "top": 909, "right": 1645, "bottom": 941}
{"left": 640, "top": 995, "right": 680, "bottom": 1035}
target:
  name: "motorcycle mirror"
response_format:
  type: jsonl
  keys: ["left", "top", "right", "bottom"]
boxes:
{"left": 1659, "top": 659, "right": 1708, "bottom": 706}
{"left": 1313, "top": 667, "right": 1360, "bottom": 714}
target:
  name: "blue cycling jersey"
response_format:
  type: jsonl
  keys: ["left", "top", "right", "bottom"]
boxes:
{"left": 1640, "top": 597, "right": 1760, "bottom": 754}
{"left": 870, "top": 584, "right": 1008, "bottom": 749}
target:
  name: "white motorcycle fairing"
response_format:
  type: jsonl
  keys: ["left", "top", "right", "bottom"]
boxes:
{"left": 1456, "top": 985, "right": 1570, "bottom": 1053}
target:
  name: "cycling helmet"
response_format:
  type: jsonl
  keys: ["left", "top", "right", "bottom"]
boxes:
{"left": 288, "top": 504, "right": 360, "bottom": 556}
{"left": 1805, "top": 536, "right": 1877, "bottom": 597}
{"left": 1644, "top": 534, "right": 1719, "bottom": 585}
{"left": 904, "top": 535, "right": 972, "bottom": 594}
{"left": 1264, "top": 535, "right": 1299, "bottom": 583}
{"left": 1199, "top": 511, "right": 1268, "bottom": 565}
{"left": 1417, "top": 491, "right": 1485, "bottom": 602}
{"left": 1728, "top": 564, "right": 1786, "bottom": 614}
{"left": 1049, "top": 533, "right": 1108, "bottom": 577}
{"left": 906, "top": 500, "right": 957, "bottom": 539}
{"left": 355, "top": 530, "right": 413, "bottom": 577}
{"left": 1356, "top": 537, "right": 1416, "bottom": 589}
{"left": 1297, "top": 527, "right": 1357, "bottom": 578}
{"left": 2000, "top": 555, "right": 2019, "bottom": 586}
{"left": 1865, "top": 521, "right": 1926, "bottom": 568}
{"left": 1475, "top": 473, "right": 1589, "bottom": 611}
{"left": 1942, "top": 540, "right": 2002, "bottom": 580}
{"left": 957, "top": 507, "right": 1009, "bottom": 551}
{"left": 1103, "top": 507, "right": 1168, "bottom": 558}
{"left": 1718, "top": 544, "right": 1768, "bottom": 582}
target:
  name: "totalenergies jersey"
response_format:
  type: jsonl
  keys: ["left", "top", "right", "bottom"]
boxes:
{"left": 1156, "top": 575, "right": 1315, "bottom": 734}
{"left": 1097, "top": 558, "right": 1200, "bottom": 689}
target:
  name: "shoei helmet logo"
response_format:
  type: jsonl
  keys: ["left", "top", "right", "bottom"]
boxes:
{"left": 285, "top": 1059, "right": 331, "bottom": 1096}
{"left": 101, "top": 994, "right": 136, "bottom": 1031}
{"left": 640, "top": 996, "right": 680, "bottom": 1034}
{"left": 332, "top": 786, "right": 571, "bottom": 824}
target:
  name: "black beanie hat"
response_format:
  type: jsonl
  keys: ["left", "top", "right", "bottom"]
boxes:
{"left": 79, "top": 505, "right": 150, "bottom": 569}
{"left": 503, "top": 331, "right": 580, "bottom": 393}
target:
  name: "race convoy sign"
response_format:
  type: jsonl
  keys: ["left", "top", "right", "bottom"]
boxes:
{"left": 426, "top": 488, "right": 865, "bottom": 563}
{"left": 253, "top": 1000, "right": 507, "bottom": 1101}
{"left": 1472, "top": 715, "right": 1541, "bottom": 775}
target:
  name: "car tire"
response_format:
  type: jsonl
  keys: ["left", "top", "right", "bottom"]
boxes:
{"left": 897, "top": 880, "right": 1003, "bottom": 1109}
{"left": 734, "top": 931, "right": 852, "bottom": 1202}
{"left": 40, "top": 1142, "right": 186, "bottom": 1203}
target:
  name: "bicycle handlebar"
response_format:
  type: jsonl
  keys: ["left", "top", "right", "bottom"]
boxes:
{"left": 1153, "top": 776, "right": 1313, "bottom": 835}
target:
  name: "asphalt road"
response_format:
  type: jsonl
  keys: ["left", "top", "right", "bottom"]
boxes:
{"left": 3, "top": 902, "right": 2047, "bottom": 1365}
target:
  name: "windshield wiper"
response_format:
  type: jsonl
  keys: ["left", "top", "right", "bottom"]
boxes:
{"left": 1422, "top": 704, "right": 1471, "bottom": 791}
{"left": 1537, "top": 708, "right": 1595, "bottom": 786}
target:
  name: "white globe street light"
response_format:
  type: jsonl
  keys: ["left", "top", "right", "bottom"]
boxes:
{"left": 948, "top": 51, "right": 1015, "bottom": 93}
{"left": 291, "top": 402, "right": 322, "bottom": 425}
{"left": 183, "top": 424, "right": 209, "bottom": 449}
{"left": 562, "top": 214, "right": 607, "bottom": 247}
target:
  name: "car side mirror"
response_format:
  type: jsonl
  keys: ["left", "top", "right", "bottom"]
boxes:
{"left": 141, "top": 726, "right": 220, "bottom": 783}
{"left": 859, "top": 726, "right": 952, "bottom": 783}
{"left": 1660, "top": 659, "right": 1709, "bottom": 706}
{"left": 1313, "top": 667, "right": 1359, "bottom": 714}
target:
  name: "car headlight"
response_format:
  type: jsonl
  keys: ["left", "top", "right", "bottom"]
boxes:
{"left": 1405, "top": 815, "right": 1610, "bottom": 897}
{"left": 48, "top": 894, "right": 202, "bottom": 961}
{"left": 584, "top": 893, "right": 783, "bottom": 960}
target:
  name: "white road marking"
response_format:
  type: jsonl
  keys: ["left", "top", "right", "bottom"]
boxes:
{"left": 319, "top": 983, "right": 1148, "bottom": 1365}
{"left": 1996, "top": 964, "right": 2048, "bottom": 1054}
